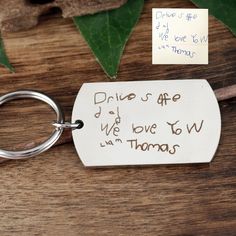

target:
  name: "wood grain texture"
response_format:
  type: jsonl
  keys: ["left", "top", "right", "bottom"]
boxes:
{"left": 0, "top": 0, "right": 235, "bottom": 235}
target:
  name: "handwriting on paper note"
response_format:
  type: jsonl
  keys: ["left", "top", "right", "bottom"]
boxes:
{"left": 72, "top": 80, "right": 221, "bottom": 166}
{"left": 152, "top": 9, "right": 208, "bottom": 64}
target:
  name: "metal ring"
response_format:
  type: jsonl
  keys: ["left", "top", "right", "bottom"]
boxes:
{"left": 0, "top": 90, "right": 64, "bottom": 160}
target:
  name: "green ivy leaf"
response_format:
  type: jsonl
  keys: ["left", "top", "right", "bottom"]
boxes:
{"left": 73, "top": 0, "right": 144, "bottom": 79}
{"left": 0, "top": 35, "right": 14, "bottom": 72}
{"left": 191, "top": 0, "right": 236, "bottom": 36}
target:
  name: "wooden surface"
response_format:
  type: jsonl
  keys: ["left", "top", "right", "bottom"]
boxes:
{"left": 0, "top": 0, "right": 235, "bottom": 235}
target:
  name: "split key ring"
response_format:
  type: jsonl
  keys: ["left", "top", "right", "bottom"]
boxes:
{"left": 0, "top": 90, "right": 83, "bottom": 160}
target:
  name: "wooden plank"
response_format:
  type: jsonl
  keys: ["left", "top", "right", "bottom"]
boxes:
{"left": 0, "top": 0, "right": 235, "bottom": 235}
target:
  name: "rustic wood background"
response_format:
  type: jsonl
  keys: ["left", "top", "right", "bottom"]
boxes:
{"left": 0, "top": 0, "right": 235, "bottom": 235}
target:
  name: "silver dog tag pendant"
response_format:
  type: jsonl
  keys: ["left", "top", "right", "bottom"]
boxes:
{"left": 72, "top": 80, "right": 221, "bottom": 167}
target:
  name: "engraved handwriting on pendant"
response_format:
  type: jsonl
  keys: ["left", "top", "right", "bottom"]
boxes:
{"left": 94, "top": 91, "right": 181, "bottom": 106}
{"left": 100, "top": 120, "right": 121, "bottom": 148}
{"left": 132, "top": 123, "right": 158, "bottom": 134}
{"left": 72, "top": 80, "right": 221, "bottom": 166}
{"left": 94, "top": 92, "right": 136, "bottom": 104}
{"left": 97, "top": 106, "right": 122, "bottom": 147}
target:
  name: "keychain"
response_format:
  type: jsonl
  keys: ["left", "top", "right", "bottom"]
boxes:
{"left": 0, "top": 80, "right": 235, "bottom": 167}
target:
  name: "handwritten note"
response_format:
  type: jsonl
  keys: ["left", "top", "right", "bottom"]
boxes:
{"left": 152, "top": 8, "right": 208, "bottom": 64}
{"left": 72, "top": 80, "right": 221, "bottom": 167}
